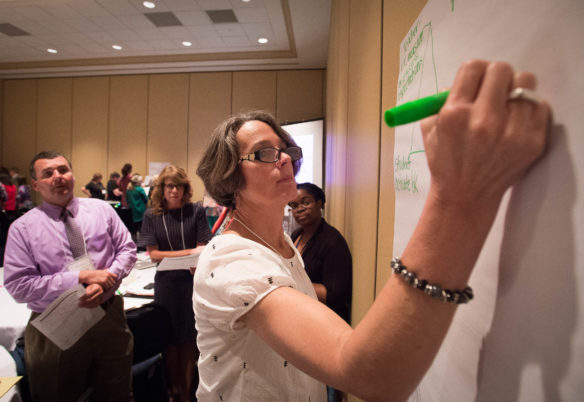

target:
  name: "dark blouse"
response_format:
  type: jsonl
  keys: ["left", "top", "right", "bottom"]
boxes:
{"left": 85, "top": 181, "right": 105, "bottom": 200}
{"left": 291, "top": 218, "right": 353, "bottom": 324}
{"left": 139, "top": 202, "right": 213, "bottom": 250}
{"left": 138, "top": 202, "right": 213, "bottom": 343}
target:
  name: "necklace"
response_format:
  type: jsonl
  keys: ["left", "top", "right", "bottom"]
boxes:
{"left": 294, "top": 232, "right": 305, "bottom": 250}
{"left": 162, "top": 206, "right": 186, "bottom": 251}
{"left": 231, "top": 216, "right": 284, "bottom": 258}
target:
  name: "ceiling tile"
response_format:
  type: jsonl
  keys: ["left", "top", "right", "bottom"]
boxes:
{"left": 144, "top": 12, "right": 184, "bottom": 27}
{"left": 12, "top": 6, "right": 54, "bottom": 22}
{"left": 134, "top": 28, "right": 167, "bottom": 40}
{"left": 67, "top": 1, "right": 110, "bottom": 18}
{"left": 42, "top": 33, "right": 75, "bottom": 46}
{"left": 90, "top": 15, "right": 127, "bottom": 31}
{"left": 81, "top": 43, "right": 110, "bottom": 53}
{"left": 118, "top": 40, "right": 155, "bottom": 51}
{"left": 127, "top": 0, "right": 171, "bottom": 12}
{"left": 0, "top": 6, "right": 29, "bottom": 23}
{"left": 197, "top": 36, "right": 225, "bottom": 48}
{"left": 42, "top": 3, "right": 84, "bottom": 20}
{"left": 160, "top": 26, "right": 191, "bottom": 39}
{"left": 64, "top": 18, "right": 104, "bottom": 33}
{"left": 85, "top": 31, "right": 117, "bottom": 43}
{"left": 242, "top": 22, "right": 273, "bottom": 38}
{"left": 148, "top": 38, "right": 180, "bottom": 50}
{"left": 174, "top": 10, "right": 210, "bottom": 25}
{"left": 7, "top": 20, "right": 52, "bottom": 36}
{"left": 196, "top": 0, "right": 232, "bottom": 10}
{"left": 109, "top": 29, "right": 143, "bottom": 41}
{"left": 214, "top": 23, "right": 245, "bottom": 37}
{"left": 117, "top": 14, "right": 155, "bottom": 29}
{"left": 234, "top": 7, "right": 269, "bottom": 23}
{"left": 186, "top": 25, "right": 218, "bottom": 38}
{"left": 222, "top": 36, "right": 250, "bottom": 46}
{"left": 96, "top": 0, "right": 141, "bottom": 15}
{"left": 163, "top": 0, "right": 201, "bottom": 12}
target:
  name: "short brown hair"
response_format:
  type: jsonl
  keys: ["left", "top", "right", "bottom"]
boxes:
{"left": 149, "top": 165, "right": 193, "bottom": 215}
{"left": 196, "top": 111, "right": 301, "bottom": 209}
{"left": 29, "top": 151, "right": 72, "bottom": 180}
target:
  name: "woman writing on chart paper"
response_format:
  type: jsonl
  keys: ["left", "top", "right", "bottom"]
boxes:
{"left": 139, "top": 165, "right": 213, "bottom": 402}
{"left": 194, "top": 60, "right": 550, "bottom": 401}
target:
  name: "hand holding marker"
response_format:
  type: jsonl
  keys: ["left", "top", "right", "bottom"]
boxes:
{"left": 384, "top": 88, "right": 540, "bottom": 127}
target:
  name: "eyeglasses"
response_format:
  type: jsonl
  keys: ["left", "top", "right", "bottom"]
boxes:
{"left": 239, "top": 146, "right": 302, "bottom": 164}
{"left": 288, "top": 198, "right": 314, "bottom": 210}
{"left": 164, "top": 183, "right": 184, "bottom": 190}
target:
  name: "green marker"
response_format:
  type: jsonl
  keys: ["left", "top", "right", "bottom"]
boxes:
{"left": 385, "top": 90, "right": 449, "bottom": 127}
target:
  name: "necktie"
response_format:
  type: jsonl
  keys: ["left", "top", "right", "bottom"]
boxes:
{"left": 62, "top": 208, "right": 86, "bottom": 258}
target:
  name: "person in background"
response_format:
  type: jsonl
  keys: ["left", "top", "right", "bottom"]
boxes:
{"left": 290, "top": 182, "right": 352, "bottom": 402}
{"left": 0, "top": 179, "right": 6, "bottom": 211}
{"left": 126, "top": 173, "right": 148, "bottom": 241}
{"left": 15, "top": 175, "right": 35, "bottom": 213}
{"left": 139, "top": 165, "right": 213, "bottom": 402}
{"left": 0, "top": 173, "right": 18, "bottom": 222}
{"left": 3, "top": 150, "right": 136, "bottom": 401}
{"left": 0, "top": 180, "right": 8, "bottom": 266}
{"left": 118, "top": 163, "right": 132, "bottom": 208}
{"left": 9, "top": 167, "right": 20, "bottom": 184}
{"left": 81, "top": 172, "right": 106, "bottom": 200}
{"left": 193, "top": 60, "right": 550, "bottom": 401}
{"left": 116, "top": 164, "right": 134, "bottom": 233}
{"left": 106, "top": 171, "right": 121, "bottom": 201}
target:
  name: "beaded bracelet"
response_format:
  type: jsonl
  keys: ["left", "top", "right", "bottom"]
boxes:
{"left": 390, "top": 257, "right": 474, "bottom": 304}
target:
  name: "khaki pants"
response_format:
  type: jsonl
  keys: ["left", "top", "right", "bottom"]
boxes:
{"left": 24, "top": 295, "right": 134, "bottom": 402}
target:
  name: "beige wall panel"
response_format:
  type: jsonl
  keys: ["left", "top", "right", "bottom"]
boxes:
{"left": 325, "top": 0, "right": 350, "bottom": 234}
{"left": 188, "top": 72, "right": 232, "bottom": 201}
{"left": 2, "top": 80, "right": 36, "bottom": 179}
{"left": 37, "top": 78, "right": 73, "bottom": 158}
{"left": 276, "top": 70, "right": 324, "bottom": 124}
{"left": 71, "top": 76, "right": 109, "bottom": 198}
{"left": 344, "top": 0, "right": 382, "bottom": 327}
{"left": 109, "top": 75, "right": 148, "bottom": 178}
{"left": 147, "top": 74, "right": 189, "bottom": 175}
{"left": 232, "top": 71, "right": 277, "bottom": 116}
{"left": 377, "top": 0, "right": 427, "bottom": 295}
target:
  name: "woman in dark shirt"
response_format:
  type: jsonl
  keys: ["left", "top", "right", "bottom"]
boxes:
{"left": 139, "top": 165, "right": 213, "bottom": 402}
{"left": 289, "top": 182, "right": 352, "bottom": 324}
{"left": 290, "top": 182, "right": 352, "bottom": 402}
{"left": 81, "top": 172, "right": 105, "bottom": 199}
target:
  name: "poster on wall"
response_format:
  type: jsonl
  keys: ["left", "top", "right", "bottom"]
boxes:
{"left": 393, "top": 0, "right": 584, "bottom": 401}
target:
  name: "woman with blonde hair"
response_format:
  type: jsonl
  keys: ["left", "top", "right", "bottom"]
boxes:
{"left": 139, "top": 165, "right": 213, "bottom": 402}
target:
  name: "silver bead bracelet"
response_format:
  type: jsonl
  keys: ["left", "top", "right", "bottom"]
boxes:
{"left": 390, "top": 257, "right": 473, "bottom": 304}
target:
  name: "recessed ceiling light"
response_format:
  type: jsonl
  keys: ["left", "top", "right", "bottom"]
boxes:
{"left": 47, "top": 48, "right": 58, "bottom": 54}
{"left": 258, "top": 38, "right": 268, "bottom": 44}
{"left": 242, "top": 0, "right": 251, "bottom": 2}
{"left": 143, "top": 1, "right": 156, "bottom": 8}
{"left": 112, "top": 45, "right": 122, "bottom": 50}
{"left": 182, "top": 41, "right": 192, "bottom": 47}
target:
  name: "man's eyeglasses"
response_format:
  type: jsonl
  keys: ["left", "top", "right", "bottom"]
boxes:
{"left": 288, "top": 198, "right": 314, "bottom": 210}
{"left": 239, "top": 146, "right": 302, "bottom": 164}
{"left": 164, "top": 183, "right": 184, "bottom": 190}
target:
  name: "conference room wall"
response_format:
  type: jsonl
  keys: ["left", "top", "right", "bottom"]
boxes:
{"left": 325, "top": 1, "right": 426, "bottom": 401}
{"left": 2, "top": 80, "right": 36, "bottom": 184}
{"left": 0, "top": 69, "right": 324, "bottom": 203}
